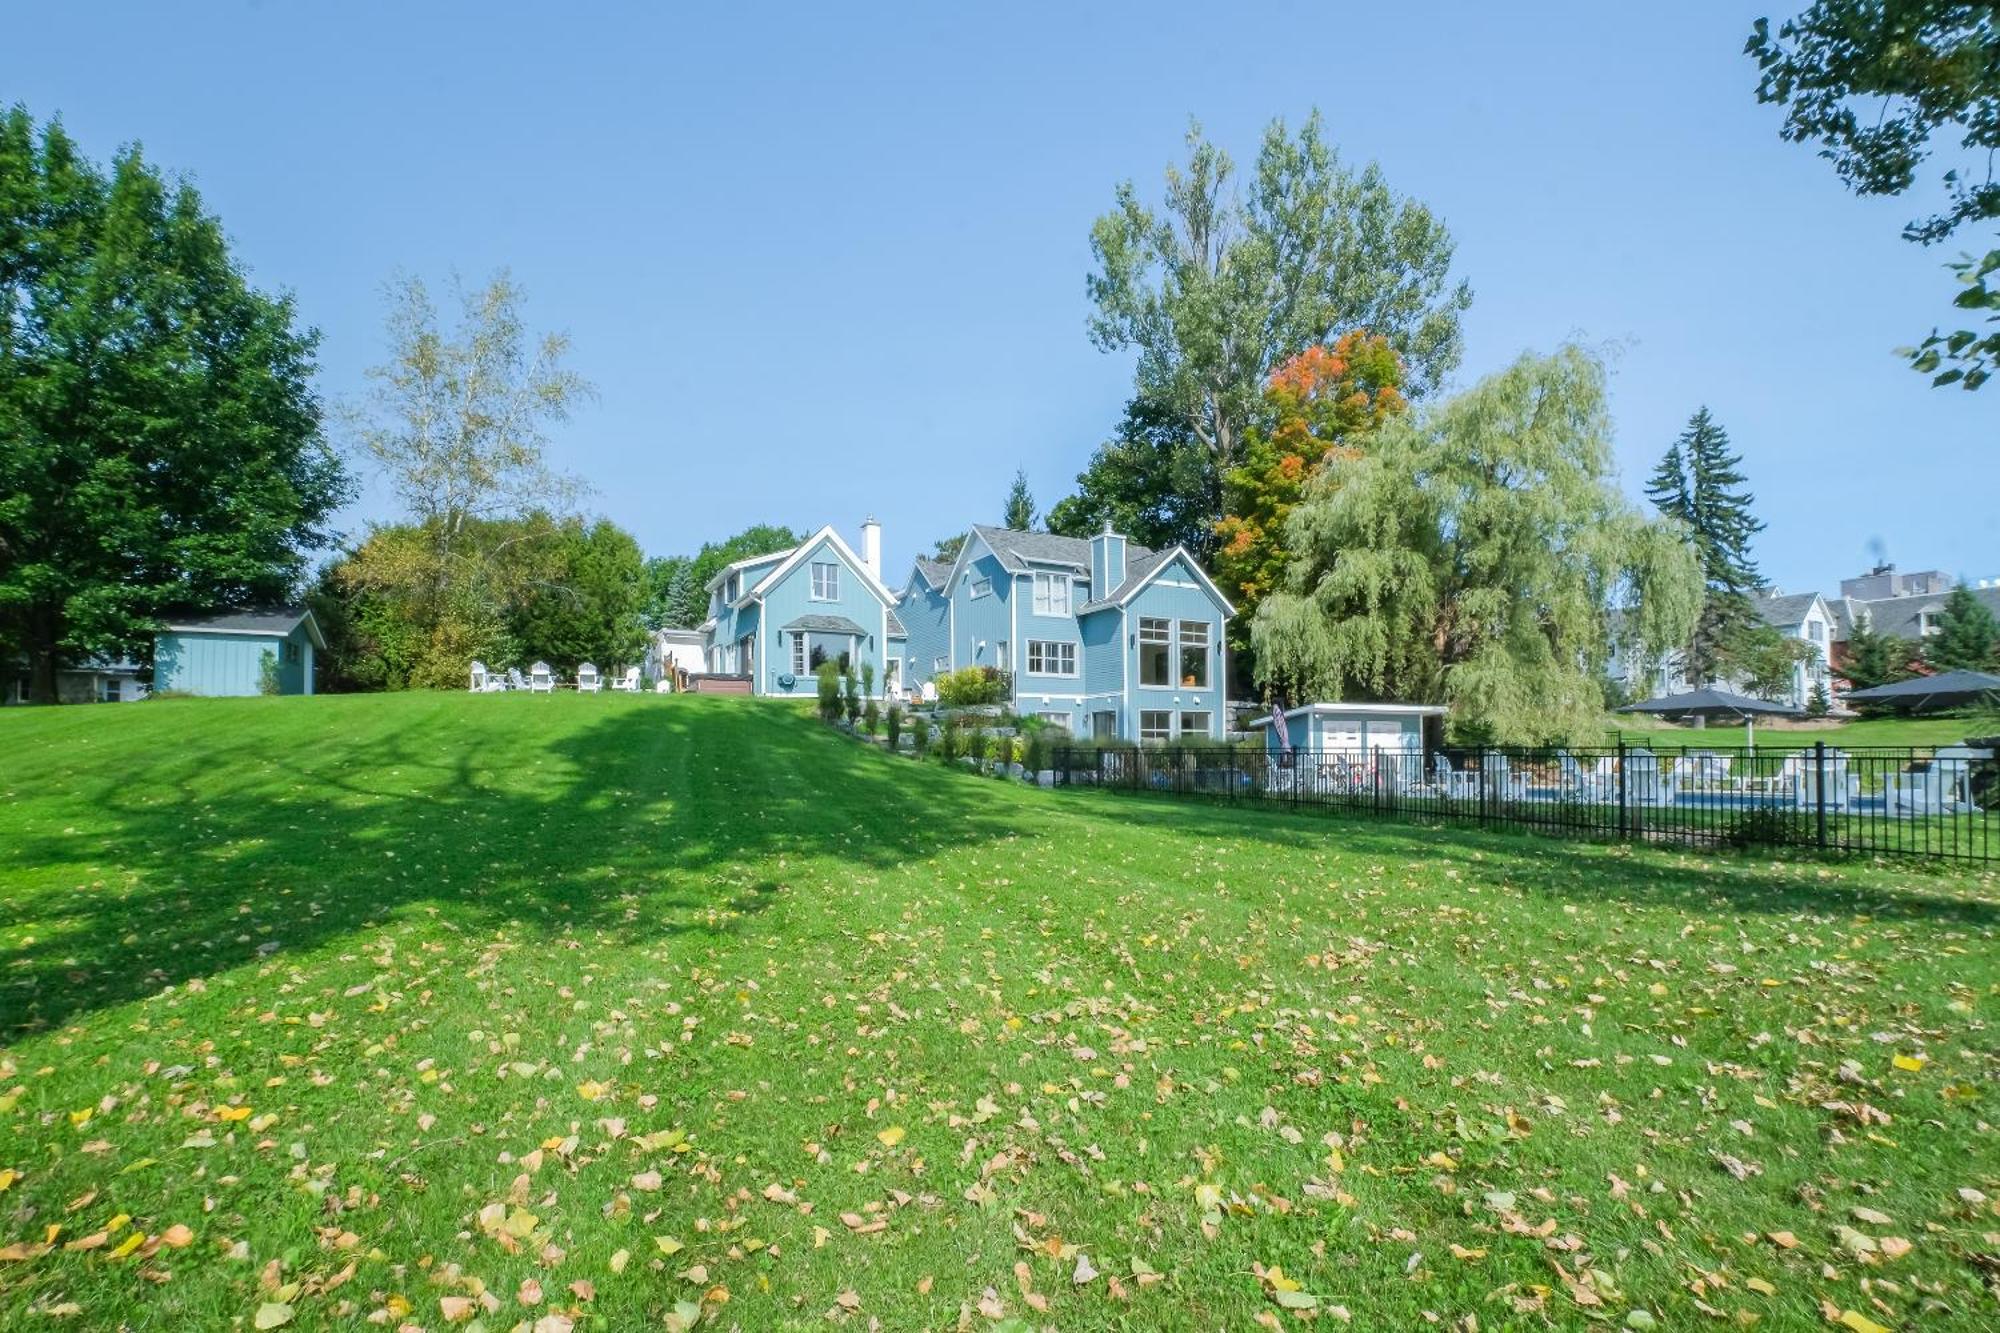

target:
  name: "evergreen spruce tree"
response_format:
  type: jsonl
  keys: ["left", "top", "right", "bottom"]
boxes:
{"left": 1926, "top": 583, "right": 2000, "bottom": 671}
{"left": 1002, "top": 469, "right": 1037, "bottom": 530}
{"left": 1836, "top": 616, "right": 1915, "bottom": 691}
{"left": 665, "top": 563, "right": 699, "bottom": 628}
{"left": 1646, "top": 408, "right": 1764, "bottom": 687}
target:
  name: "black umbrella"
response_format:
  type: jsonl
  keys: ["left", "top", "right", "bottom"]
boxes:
{"left": 1618, "top": 687, "right": 1802, "bottom": 749}
{"left": 1843, "top": 669, "right": 2000, "bottom": 712}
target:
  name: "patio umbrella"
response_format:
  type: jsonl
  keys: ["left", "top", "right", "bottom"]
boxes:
{"left": 1618, "top": 687, "right": 1803, "bottom": 750}
{"left": 1842, "top": 669, "right": 2000, "bottom": 712}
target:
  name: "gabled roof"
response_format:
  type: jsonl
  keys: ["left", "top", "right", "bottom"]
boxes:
{"left": 1841, "top": 583, "right": 2000, "bottom": 642}
{"left": 1077, "top": 546, "right": 1236, "bottom": 618}
{"left": 1750, "top": 589, "right": 1826, "bottom": 630}
{"left": 886, "top": 609, "right": 907, "bottom": 638}
{"left": 163, "top": 605, "right": 326, "bottom": 651}
{"left": 781, "top": 613, "right": 873, "bottom": 636}
{"left": 739, "top": 526, "right": 897, "bottom": 611}
{"left": 962, "top": 524, "right": 1152, "bottom": 576}
{"left": 705, "top": 546, "right": 794, "bottom": 592}
{"left": 910, "top": 557, "right": 951, "bottom": 592}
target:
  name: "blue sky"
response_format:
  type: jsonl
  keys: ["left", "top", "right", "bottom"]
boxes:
{"left": 9, "top": 2, "right": 1993, "bottom": 595}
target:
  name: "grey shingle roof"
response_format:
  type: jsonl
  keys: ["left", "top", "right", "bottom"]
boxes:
{"left": 780, "top": 613, "right": 872, "bottom": 636}
{"left": 911, "top": 558, "right": 951, "bottom": 591}
{"left": 164, "top": 606, "right": 312, "bottom": 635}
{"left": 886, "top": 610, "right": 907, "bottom": 638}
{"left": 1843, "top": 584, "right": 2000, "bottom": 642}
{"left": 1076, "top": 549, "right": 1174, "bottom": 614}
{"left": 1750, "top": 590, "right": 1822, "bottom": 630}
{"left": 967, "top": 525, "right": 1155, "bottom": 576}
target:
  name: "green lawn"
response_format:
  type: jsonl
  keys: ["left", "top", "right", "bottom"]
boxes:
{"left": 1, "top": 693, "right": 1995, "bottom": 1330}
{"left": 1613, "top": 712, "right": 1994, "bottom": 751}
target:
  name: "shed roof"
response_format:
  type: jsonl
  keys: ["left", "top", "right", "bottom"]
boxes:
{"left": 163, "top": 606, "right": 325, "bottom": 650}
{"left": 1246, "top": 701, "right": 1448, "bottom": 727}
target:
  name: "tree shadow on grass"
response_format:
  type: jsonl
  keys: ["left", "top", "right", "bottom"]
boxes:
{"left": 0, "top": 696, "right": 1022, "bottom": 1037}
{"left": 1053, "top": 787, "right": 2000, "bottom": 927}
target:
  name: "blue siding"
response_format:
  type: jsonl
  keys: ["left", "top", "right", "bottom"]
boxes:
{"left": 154, "top": 628, "right": 311, "bottom": 696}
{"left": 949, "top": 545, "right": 1014, "bottom": 672}
{"left": 748, "top": 536, "right": 892, "bottom": 697}
{"left": 1122, "top": 557, "right": 1227, "bottom": 740}
{"left": 896, "top": 570, "right": 949, "bottom": 685}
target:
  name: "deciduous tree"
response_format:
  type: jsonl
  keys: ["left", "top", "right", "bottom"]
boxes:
{"left": 1252, "top": 347, "right": 1700, "bottom": 745}
{"left": 0, "top": 107, "right": 348, "bottom": 701}
{"left": 1926, "top": 581, "right": 2000, "bottom": 669}
{"left": 1045, "top": 397, "right": 1220, "bottom": 557}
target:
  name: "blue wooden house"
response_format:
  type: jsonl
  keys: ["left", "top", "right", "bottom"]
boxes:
{"left": 153, "top": 607, "right": 325, "bottom": 696}
{"left": 701, "top": 521, "right": 904, "bottom": 697}
{"left": 899, "top": 523, "right": 1234, "bottom": 742}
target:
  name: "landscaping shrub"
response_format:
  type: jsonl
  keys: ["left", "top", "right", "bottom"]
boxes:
{"left": 935, "top": 665, "right": 1005, "bottom": 706}
{"left": 863, "top": 699, "right": 880, "bottom": 735}
{"left": 967, "top": 726, "right": 989, "bottom": 764}
{"left": 911, "top": 714, "right": 930, "bottom": 757}
{"left": 1023, "top": 733, "right": 1046, "bottom": 775}
{"left": 815, "top": 662, "right": 842, "bottom": 723}
{"left": 938, "top": 715, "right": 961, "bottom": 761}
{"left": 843, "top": 671, "right": 862, "bottom": 724}
{"left": 886, "top": 705, "right": 902, "bottom": 749}
{"left": 861, "top": 662, "right": 875, "bottom": 700}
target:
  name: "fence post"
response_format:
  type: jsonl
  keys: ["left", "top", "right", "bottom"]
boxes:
{"left": 1616, "top": 740, "right": 1628, "bottom": 842}
{"left": 1814, "top": 740, "right": 1828, "bottom": 849}
{"left": 1477, "top": 746, "right": 1488, "bottom": 828}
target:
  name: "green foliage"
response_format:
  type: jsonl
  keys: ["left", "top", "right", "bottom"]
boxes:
{"left": 863, "top": 699, "right": 880, "bottom": 735}
{"left": 257, "top": 650, "right": 281, "bottom": 697}
{"left": 885, "top": 705, "right": 902, "bottom": 749}
{"left": 860, "top": 661, "right": 875, "bottom": 698}
{"left": 1045, "top": 397, "right": 1221, "bottom": 559}
{"left": 678, "top": 524, "right": 807, "bottom": 622}
{"left": 937, "top": 714, "right": 960, "bottom": 760}
{"left": 1837, "top": 614, "right": 1916, "bottom": 690}
{"left": 641, "top": 555, "right": 697, "bottom": 631}
{"left": 1748, "top": 3, "right": 2000, "bottom": 389}
{"left": 1645, "top": 408, "right": 1764, "bottom": 687}
{"left": 1926, "top": 581, "right": 2000, "bottom": 669}
{"left": 1806, "top": 679, "right": 1832, "bottom": 717}
{"left": 0, "top": 106, "right": 350, "bottom": 701}
{"left": 843, "top": 670, "right": 862, "bottom": 724}
{"left": 1087, "top": 112, "right": 1469, "bottom": 481}
{"left": 966, "top": 726, "right": 989, "bottom": 764}
{"left": 1252, "top": 346, "right": 1702, "bottom": 746}
{"left": 505, "top": 517, "right": 648, "bottom": 670}
{"left": 1002, "top": 468, "right": 1037, "bottom": 530}
{"left": 1023, "top": 732, "right": 1047, "bottom": 774}
{"left": 934, "top": 666, "right": 1007, "bottom": 706}
{"left": 815, "top": 661, "right": 842, "bottom": 723}
{"left": 1726, "top": 623, "right": 1817, "bottom": 702}
{"left": 929, "top": 533, "right": 967, "bottom": 563}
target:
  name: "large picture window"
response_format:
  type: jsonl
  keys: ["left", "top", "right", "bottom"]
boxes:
{"left": 810, "top": 561, "right": 839, "bottom": 600}
{"left": 1032, "top": 572, "right": 1070, "bottom": 617}
{"left": 1140, "top": 710, "right": 1172, "bottom": 743}
{"left": 1026, "top": 640, "right": 1076, "bottom": 676}
{"left": 1179, "top": 620, "right": 1210, "bottom": 688}
{"left": 1139, "top": 617, "right": 1171, "bottom": 686}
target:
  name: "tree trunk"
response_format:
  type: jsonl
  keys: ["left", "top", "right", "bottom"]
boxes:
{"left": 27, "top": 610, "right": 61, "bottom": 704}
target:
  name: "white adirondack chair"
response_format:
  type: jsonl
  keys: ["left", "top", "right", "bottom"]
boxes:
{"left": 1558, "top": 752, "right": 1614, "bottom": 802}
{"left": 1678, "top": 750, "right": 1731, "bottom": 788}
{"left": 505, "top": 667, "right": 527, "bottom": 691}
{"left": 576, "top": 662, "right": 602, "bottom": 693}
{"left": 1481, "top": 752, "right": 1528, "bottom": 801}
{"left": 529, "top": 661, "right": 555, "bottom": 694}
{"left": 469, "top": 660, "right": 490, "bottom": 693}
{"left": 1622, "top": 748, "right": 1679, "bottom": 806}
{"left": 613, "top": 666, "right": 640, "bottom": 692}
{"left": 1788, "top": 748, "right": 1855, "bottom": 811}
{"left": 920, "top": 681, "right": 938, "bottom": 704}
{"left": 1887, "top": 747, "right": 1981, "bottom": 816}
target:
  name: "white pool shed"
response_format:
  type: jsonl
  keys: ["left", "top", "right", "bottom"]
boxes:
{"left": 1247, "top": 701, "right": 1447, "bottom": 756}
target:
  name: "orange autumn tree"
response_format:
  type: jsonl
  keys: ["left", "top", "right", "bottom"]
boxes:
{"left": 1214, "top": 332, "right": 1406, "bottom": 645}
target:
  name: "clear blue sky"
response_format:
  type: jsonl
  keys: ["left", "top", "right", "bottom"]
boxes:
{"left": 9, "top": 2, "right": 1994, "bottom": 595}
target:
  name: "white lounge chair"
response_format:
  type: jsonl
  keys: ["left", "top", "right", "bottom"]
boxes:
{"left": 576, "top": 662, "right": 602, "bottom": 693}
{"left": 1432, "top": 754, "right": 1479, "bottom": 800}
{"left": 1558, "top": 751, "right": 1614, "bottom": 802}
{"left": 1887, "top": 747, "right": 1981, "bottom": 816}
{"left": 1481, "top": 752, "right": 1528, "bottom": 802}
{"left": 1788, "top": 748, "right": 1855, "bottom": 812}
{"left": 612, "top": 666, "right": 641, "bottom": 693}
{"left": 529, "top": 661, "right": 555, "bottom": 694}
{"left": 1677, "top": 750, "right": 1731, "bottom": 788}
{"left": 920, "top": 681, "right": 938, "bottom": 704}
{"left": 469, "top": 660, "right": 491, "bottom": 693}
{"left": 505, "top": 667, "right": 527, "bottom": 691}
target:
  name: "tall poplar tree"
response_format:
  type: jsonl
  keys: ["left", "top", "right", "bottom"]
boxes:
{"left": 1644, "top": 408, "right": 1765, "bottom": 687}
{"left": 0, "top": 107, "right": 349, "bottom": 701}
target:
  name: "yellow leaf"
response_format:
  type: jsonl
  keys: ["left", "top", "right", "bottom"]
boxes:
{"left": 109, "top": 1232, "right": 146, "bottom": 1259}
{"left": 876, "top": 1126, "right": 906, "bottom": 1148}
{"left": 577, "top": 1080, "right": 611, "bottom": 1101}
{"left": 1745, "top": 1277, "right": 1775, "bottom": 1296}
{"left": 253, "top": 1303, "right": 294, "bottom": 1330}
{"left": 1836, "top": 1311, "right": 1890, "bottom": 1333}
{"left": 215, "top": 1105, "right": 253, "bottom": 1123}
{"left": 654, "top": 1235, "right": 684, "bottom": 1256}
{"left": 1891, "top": 1054, "right": 1925, "bottom": 1072}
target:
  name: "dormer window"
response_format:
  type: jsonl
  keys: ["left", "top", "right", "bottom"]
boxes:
{"left": 1032, "top": 572, "right": 1070, "bottom": 616}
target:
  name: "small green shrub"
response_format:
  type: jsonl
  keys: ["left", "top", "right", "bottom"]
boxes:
{"left": 938, "top": 715, "right": 961, "bottom": 761}
{"left": 258, "top": 649, "right": 281, "bottom": 696}
{"left": 886, "top": 706, "right": 903, "bottom": 749}
{"left": 967, "top": 726, "right": 989, "bottom": 763}
{"left": 843, "top": 671, "right": 862, "bottom": 724}
{"left": 861, "top": 662, "right": 876, "bottom": 699}
{"left": 863, "top": 699, "right": 880, "bottom": 735}
{"left": 935, "top": 666, "right": 1005, "bottom": 707}
{"left": 1023, "top": 734, "right": 1046, "bottom": 774}
{"left": 815, "top": 662, "right": 842, "bottom": 722}
{"left": 912, "top": 715, "right": 931, "bottom": 757}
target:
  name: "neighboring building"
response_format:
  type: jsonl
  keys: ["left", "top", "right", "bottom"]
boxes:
{"left": 153, "top": 607, "right": 324, "bottom": 697}
{"left": 4, "top": 658, "right": 148, "bottom": 705}
{"left": 1248, "top": 701, "right": 1447, "bottom": 758}
{"left": 645, "top": 627, "right": 708, "bottom": 683}
{"left": 902, "top": 523, "right": 1235, "bottom": 742}
{"left": 701, "top": 520, "right": 902, "bottom": 699}
{"left": 1610, "top": 588, "right": 1835, "bottom": 709}
{"left": 1831, "top": 568, "right": 2000, "bottom": 667}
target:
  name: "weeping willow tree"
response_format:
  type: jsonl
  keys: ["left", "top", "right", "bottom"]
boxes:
{"left": 1252, "top": 346, "right": 1700, "bottom": 745}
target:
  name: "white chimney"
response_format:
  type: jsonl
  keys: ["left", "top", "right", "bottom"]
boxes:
{"left": 860, "top": 516, "right": 881, "bottom": 581}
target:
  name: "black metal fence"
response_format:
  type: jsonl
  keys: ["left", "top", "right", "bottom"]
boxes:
{"left": 1051, "top": 741, "right": 1999, "bottom": 865}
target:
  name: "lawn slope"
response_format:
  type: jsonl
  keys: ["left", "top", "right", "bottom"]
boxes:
{"left": 1, "top": 693, "right": 1995, "bottom": 1330}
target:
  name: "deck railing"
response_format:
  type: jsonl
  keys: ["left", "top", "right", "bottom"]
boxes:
{"left": 1050, "top": 740, "right": 1999, "bottom": 865}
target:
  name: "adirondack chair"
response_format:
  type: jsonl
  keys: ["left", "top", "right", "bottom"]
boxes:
{"left": 469, "top": 661, "right": 491, "bottom": 693}
{"left": 505, "top": 667, "right": 527, "bottom": 691}
{"left": 1787, "top": 748, "right": 1855, "bottom": 811}
{"left": 576, "top": 662, "right": 602, "bottom": 693}
{"left": 1622, "top": 748, "right": 1678, "bottom": 806}
{"left": 1678, "top": 750, "right": 1731, "bottom": 788}
{"left": 1887, "top": 747, "right": 1981, "bottom": 816}
{"left": 1433, "top": 754, "right": 1479, "bottom": 800}
{"left": 1558, "top": 752, "right": 1614, "bottom": 802}
{"left": 1481, "top": 752, "right": 1528, "bottom": 802}
{"left": 613, "top": 666, "right": 641, "bottom": 693}
{"left": 920, "top": 681, "right": 938, "bottom": 704}
{"left": 529, "top": 661, "right": 555, "bottom": 694}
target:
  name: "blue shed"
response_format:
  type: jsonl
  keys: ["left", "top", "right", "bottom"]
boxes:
{"left": 153, "top": 607, "right": 325, "bottom": 697}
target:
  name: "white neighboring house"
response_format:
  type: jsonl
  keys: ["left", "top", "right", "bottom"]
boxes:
{"left": 4, "top": 658, "right": 148, "bottom": 705}
{"left": 1612, "top": 589, "right": 1835, "bottom": 709}
{"left": 646, "top": 627, "right": 708, "bottom": 683}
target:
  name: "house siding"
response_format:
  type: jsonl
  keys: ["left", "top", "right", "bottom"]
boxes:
{"left": 950, "top": 546, "right": 1015, "bottom": 673}
{"left": 896, "top": 573, "right": 950, "bottom": 686}
{"left": 1122, "top": 557, "right": 1227, "bottom": 740}
{"left": 754, "top": 535, "right": 891, "bottom": 696}
{"left": 154, "top": 629, "right": 311, "bottom": 697}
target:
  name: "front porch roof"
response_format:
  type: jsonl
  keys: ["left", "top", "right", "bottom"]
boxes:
{"left": 781, "top": 613, "right": 872, "bottom": 636}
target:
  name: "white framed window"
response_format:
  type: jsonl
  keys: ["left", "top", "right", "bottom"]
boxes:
{"left": 970, "top": 577, "right": 992, "bottom": 599}
{"left": 933, "top": 655, "right": 948, "bottom": 673}
{"left": 1026, "top": 640, "right": 1077, "bottom": 676}
{"left": 1036, "top": 712, "right": 1072, "bottom": 731}
{"left": 1032, "top": 572, "right": 1071, "bottom": 617}
{"left": 791, "top": 632, "right": 807, "bottom": 674}
{"left": 810, "top": 561, "right": 839, "bottom": 601}
{"left": 1139, "top": 617, "right": 1171, "bottom": 686}
{"left": 1140, "top": 710, "right": 1172, "bottom": 743}
{"left": 1178, "top": 710, "right": 1211, "bottom": 739}
{"left": 1178, "top": 619, "right": 1210, "bottom": 688}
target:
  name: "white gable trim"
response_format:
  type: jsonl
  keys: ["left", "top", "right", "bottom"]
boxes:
{"left": 705, "top": 546, "right": 794, "bottom": 592}
{"left": 1110, "top": 547, "right": 1237, "bottom": 618}
{"left": 741, "top": 526, "right": 897, "bottom": 609}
